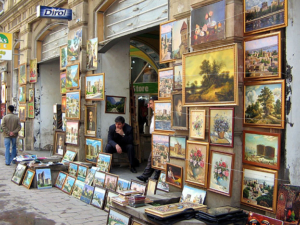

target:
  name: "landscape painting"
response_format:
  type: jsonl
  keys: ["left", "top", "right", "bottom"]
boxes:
{"left": 60, "top": 72, "right": 66, "bottom": 94}
{"left": 97, "top": 153, "right": 112, "bottom": 173}
{"left": 85, "top": 73, "right": 105, "bottom": 101}
{"left": 170, "top": 136, "right": 186, "bottom": 159}
{"left": 86, "top": 38, "right": 98, "bottom": 71}
{"left": 62, "top": 149, "right": 77, "bottom": 163}
{"left": 151, "top": 133, "right": 170, "bottom": 171}
{"left": 19, "top": 122, "right": 25, "bottom": 138}
{"left": 243, "top": 130, "right": 281, "bottom": 170}
{"left": 180, "top": 185, "right": 206, "bottom": 204}
{"left": 173, "top": 64, "right": 183, "bottom": 90}
{"left": 244, "top": 0, "right": 287, "bottom": 34}
{"left": 62, "top": 175, "right": 76, "bottom": 194}
{"left": 19, "top": 105, "right": 26, "bottom": 122}
{"left": 105, "top": 96, "right": 126, "bottom": 114}
{"left": 130, "top": 180, "right": 147, "bottom": 195}
{"left": 18, "top": 86, "right": 26, "bottom": 103}
{"left": 107, "top": 207, "right": 130, "bottom": 225}
{"left": 80, "top": 184, "right": 94, "bottom": 204}
{"left": 154, "top": 101, "right": 172, "bottom": 132}
{"left": 104, "top": 191, "right": 119, "bottom": 212}
{"left": 244, "top": 32, "right": 281, "bottom": 80}
{"left": 77, "top": 165, "right": 88, "bottom": 182}
{"left": 60, "top": 45, "right": 67, "bottom": 70}
{"left": 66, "top": 63, "right": 80, "bottom": 89}
{"left": 241, "top": 165, "right": 278, "bottom": 212}
{"left": 91, "top": 187, "right": 106, "bottom": 209}
{"left": 68, "top": 163, "right": 78, "bottom": 177}
{"left": 36, "top": 168, "right": 52, "bottom": 189}
{"left": 158, "top": 68, "right": 173, "bottom": 99}
{"left": 66, "top": 91, "right": 80, "bottom": 120}
{"left": 160, "top": 21, "right": 173, "bottom": 63}
{"left": 86, "top": 138, "right": 102, "bottom": 164}
{"left": 72, "top": 180, "right": 85, "bottom": 199}
{"left": 65, "top": 121, "right": 79, "bottom": 145}
{"left": 244, "top": 80, "right": 285, "bottom": 129}
{"left": 191, "top": 0, "right": 225, "bottom": 45}
{"left": 67, "top": 28, "right": 82, "bottom": 62}
{"left": 116, "top": 179, "right": 131, "bottom": 193}
{"left": 157, "top": 172, "right": 169, "bottom": 192}
{"left": 104, "top": 173, "right": 118, "bottom": 191}
{"left": 183, "top": 44, "right": 238, "bottom": 106}
{"left": 94, "top": 171, "right": 106, "bottom": 187}
{"left": 55, "top": 172, "right": 67, "bottom": 189}
{"left": 11, "top": 164, "right": 27, "bottom": 185}
{"left": 22, "top": 169, "right": 35, "bottom": 189}
{"left": 19, "top": 63, "right": 27, "bottom": 85}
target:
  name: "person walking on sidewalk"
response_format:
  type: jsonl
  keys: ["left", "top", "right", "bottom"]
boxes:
{"left": 2, "top": 105, "right": 21, "bottom": 166}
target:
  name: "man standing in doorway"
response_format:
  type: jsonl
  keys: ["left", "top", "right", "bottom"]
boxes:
{"left": 105, "top": 116, "right": 137, "bottom": 173}
{"left": 137, "top": 96, "right": 161, "bottom": 182}
{"left": 2, "top": 105, "right": 21, "bottom": 165}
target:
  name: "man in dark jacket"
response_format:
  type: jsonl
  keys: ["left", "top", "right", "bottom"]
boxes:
{"left": 105, "top": 116, "right": 137, "bottom": 173}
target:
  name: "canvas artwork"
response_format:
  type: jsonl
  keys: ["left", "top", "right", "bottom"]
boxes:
{"left": 157, "top": 172, "right": 169, "bottom": 192}
{"left": 146, "top": 178, "right": 157, "bottom": 196}
{"left": 104, "top": 173, "right": 118, "bottom": 191}
{"left": 244, "top": 0, "right": 287, "bottom": 34}
{"left": 85, "top": 105, "right": 97, "bottom": 136}
{"left": 55, "top": 172, "right": 68, "bottom": 189}
{"left": 80, "top": 184, "right": 94, "bottom": 204}
{"left": 158, "top": 68, "right": 173, "bottom": 100}
{"left": 1, "top": 71, "right": 6, "bottom": 84}
{"left": 19, "top": 63, "right": 27, "bottom": 85}
{"left": 244, "top": 80, "right": 285, "bottom": 129}
{"left": 244, "top": 32, "right": 281, "bottom": 80}
{"left": 85, "top": 167, "right": 97, "bottom": 186}
{"left": 68, "top": 162, "right": 78, "bottom": 177}
{"left": 248, "top": 212, "right": 283, "bottom": 225}
{"left": 0, "top": 103, "right": 5, "bottom": 119}
{"left": 241, "top": 165, "right": 278, "bottom": 212}
{"left": 66, "top": 91, "right": 80, "bottom": 120}
{"left": 86, "top": 38, "right": 98, "bottom": 71}
{"left": 11, "top": 164, "right": 27, "bottom": 185}
{"left": 18, "top": 86, "right": 26, "bottom": 103}
{"left": 61, "top": 96, "right": 66, "bottom": 113}
{"left": 86, "top": 137, "right": 102, "bottom": 164}
{"left": 165, "top": 163, "right": 183, "bottom": 188}
{"left": 191, "top": 0, "right": 225, "bottom": 46}
{"left": 151, "top": 133, "right": 170, "bottom": 171}
{"left": 131, "top": 219, "right": 146, "bottom": 225}
{"left": 77, "top": 165, "right": 88, "bottom": 182}
{"left": 53, "top": 131, "right": 66, "bottom": 156}
{"left": 67, "top": 28, "right": 82, "bottom": 62}
{"left": 65, "top": 121, "right": 79, "bottom": 145}
{"left": 60, "top": 72, "right": 66, "bottom": 94}
{"left": 180, "top": 185, "right": 206, "bottom": 204}
{"left": 72, "top": 180, "right": 85, "bottom": 199}
{"left": 183, "top": 44, "right": 238, "bottom": 106}
{"left": 185, "top": 141, "right": 209, "bottom": 188}
{"left": 62, "top": 113, "right": 66, "bottom": 131}
{"left": 173, "top": 64, "right": 183, "bottom": 90}
{"left": 130, "top": 180, "right": 147, "bottom": 195}
{"left": 28, "top": 102, "right": 34, "bottom": 119}
{"left": 62, "top": 150, "right": 77, "bottom": 163}
{"left": 116, "top": 178, "right": 131, "bottom": 193}
{"left": 29, "top": 58, "right": 37, "bottom": 83}
{"left": 62, "top": 175, "right": 76, "bottom": 194}
{"left": 94, "top": 171, "right": 106, "bottom": 187}
{"left": 209, "top": 108, "right": 234, "bottom": 147}
{"left": 85, "top": 73, "right": 105, "bottom": 101}
{"left": 208, "top": 150, "right": 234, "bottom": 196}
{"left": 18, "top": 138, "right": 24, "bottom": 151}
{"left": 105, "top": 96, "right": 126, "bottom": 114}
{"left": 189, "top": 109, "right": 206, "bottom": 140}
{"left": 60, "top": 45, "right": 67, "bottom": 70}
{"left": 154, "top": 101, "right": 172, "bottom": 132}
{"left": 36, "top": 168, "right": 52, "bottom": 189}
{"left": 22, "top": 169, "right": 35, "bottom": 189}
{"left": 96, "top": 153, "right": 112, "bottom": 172}
{"left": 171, "top": 93, "right": 188, "bottom": 130}
{"left": 1, "top": 84, "right": 6, "bottom": 103}
{"left": 107, "top": 207, "right": 131, "bottom": 225}
{"left": 66, "top": 63, "right": 80, "bottom": 89}
{"left": 243, "top": 131, "right": 281, "bottom": 170}
{"left": 28, "top": 88, "right": 34, "bottom": 103}
{"left": 19, "top": 122, "right": 25, "bottom": 138}
{"left": 91, "top": 187, "right": 106, "bottom": 209}
{"left": 19, "top": 105, "right": 26, "bottom": 122}
{"left": 170, "top": 136, "right": 186, "bottom": 159}
{"left": 104, "top": 190, "right": 119, "bottom": 212}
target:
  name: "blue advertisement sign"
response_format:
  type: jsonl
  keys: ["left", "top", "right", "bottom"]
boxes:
{"left": 37, "top": 6, "right": 72, "bottom": 20}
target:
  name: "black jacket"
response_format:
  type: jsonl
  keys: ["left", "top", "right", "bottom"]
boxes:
{"left": 107, "top": 123, "right": 133, "bottom": 147}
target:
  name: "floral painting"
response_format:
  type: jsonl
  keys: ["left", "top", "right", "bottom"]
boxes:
{"left": 151, "top": 133, "right": 170, "bottom": 171}
{"left": 158, "top": 68, "right": 173, "bottom": 99}
{"left": 189, "top": 109, "right": 205, "bottom": 139}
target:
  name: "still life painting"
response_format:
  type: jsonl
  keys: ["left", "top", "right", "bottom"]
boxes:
{"left": 189, "top": 109, "right": 205, "bottom": 140}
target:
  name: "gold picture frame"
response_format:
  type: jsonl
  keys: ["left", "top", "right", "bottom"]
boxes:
{"left": 85, "top": 137, "right": 103, "bottom": 165}
{"left": 66, "top": 63, "right": 80, "bottom": 90}
{"left": 60, "top": 45, "right": 67, "bottom": 70}
{"left": 60, "top": 72, "right": 67, "bottom": 94}
{"left": 158, "top": 68, "right": 174, "bottom": 100}
{"left": 165, "top": 163, "right": 183, "bottom": 189}
{"left": 19, "top": 104, "right": 26, "bottom": 122}
{"left": 154, "top": 100, "right": 173, "bottom": 132}
{"left": 84, "top": 104, "right": 97, "bottom": 137}
{"left": 53, "top": 130, "right": 66, "bottom": 156}
{"left": 19, "top": 63, "right": 27, "bottom": 85}
{"left": 22, "top": 169, "right": 35, "bottom": 189}
{"left": 18, "top": 85, "right": 26, "bottom": 104}
{"left": 151, "top": 132, "right": 170, "bottom": 171}
{"left": 66, "top": 90, "right": 81, "bottom": 120}
{"left": 85, "top": 73, "right": 105, "bottom": 101}
{"left": 189, "top": 109, "right": 206, "bottom": 140}
{"left": 171, "top": 92, "right": 188, "bottom": 130}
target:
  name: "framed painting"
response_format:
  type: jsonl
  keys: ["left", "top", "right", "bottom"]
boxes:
{"left": 18, "top": 138, "right": 24, "bottom": 151}
{"left": 180, "top": 185, "right": 206, "bottom": 204}
{"left": 29, "top": 58, "right": 37, "bottom": 83}
{"left": 66, "top": 63, "right": 80, "bottom": 90}
{"left": 77, "top": 164, "right": 89, "bottom": 182}
{"left": 22, "top": 169, "right": 35, "bottom": 189}
{"left": 66, "top": 90, "right": 81, "bottom": 120}
{"left": 104, "top": 190, "right": 119, "bottom": 212}
{"left": 91, "top": 186, "right": 106, "bottom": 209}
{"left": 19, "top": 122, "right": 25, "bottom": 138}
{"left": 94, "top": 171, "right": 106, "bottom": 187}
{"left": 151, "top": 132, "right": 170, "bottom": 171}
{"left": 80, "top": 184, "right": 94, "bottom": 204}
{"left": 209, "top": 107, "right": 234, "bottom": 148}
{"left": 62, "top": 113, "right": 66, "bottom": 131}
{"left": 241, "top": 165, "right": 278, "bottom": 212}
{"left": 65, "top": 121, "right": 79, "bottom": 145}
{"left": 208, "top": 150, "right": 235, "bottom": 196}
{"left": 19, "top": 104, "right": 26, "bottom": 122}
{"left": 107, "top": 207, "right": 131, "bottom": 225}
{"left": 1, "top": 84, "right": 6, "bottom": 103}
{"left": 158, "top": 68, "right": 173, "bottom": 100}
{"left": 36, "top": 168, "right": 52, "bottom": 189}
{"left": 154, "top": 101, "right": 172, "bottom": 132}
{"left": 96, "top": 153, "right": 112, "bottom": 172}
{"left": 183, "top": 44, "right": 238, "bottom": 106}
{"left": 116, "top": 178, "right": 131, "bottom": 193}
{"left": 244, "top": 32, "right": 281, "bottom": 80}
{"left": 0, "top": 103, "right": 5, "bottom": 119}
{"left": 157, "top": 172, "right": 169, "bottom": 192}
{"left": 189, "top": 109, "right": 206, "bottom": 140}
{"left": 243, "top": 130, "right": 281, "bottom": 170}
{"left": 68, "top": 162, "right": 79, "bottom": 177}
{"left": 85, "top": 167, "right": 97, "bottom": 185}
{"left": 104, "top": 173, "right": 119, "bottom": 191}
{"left": 19, "top": 63, "right": 27, "bottom": 85}
{"left": 105, "top": 95, "right": 126, "bottom": 114}
{"left": 86, "top": 38, "right": 98, "bottom": 71}
{"left": 131, "top": 219, "right": 147, "bottom": 225}
{"left": 28, "top": 88, "right": 34, "bottom": 103}
{"left": 18, "top": 86, "right": 26, "bottom": 104}
{"left": 11, "top": 164, "right": 27, "bottom": 185}
{"left": 55, "top": 171, "right": 68, "bottom": 189}
{"left": 72, "top": 179, "right": 85, "bottom": 199}
{"left": 60, "top": 72, "right": 67, "bottom": 94}
{"left": 248, "top": 212, "right": 283, "bottom": 225}
{"left": 85, "top": 104, "right": 97, "bottom": 136}
{"left": 165, "top": 163, "right": 183, "bottom": 189}
{"left": 130, "top": 180, "right": 147, "bottom": 195}
{"left": 191, "top": 0, "right": 225, "bottom": 46}
{"left": 85, "top": 73, "right": 105, "bottom": 101}
{"left": 170, "top": 136, "right": 186, "bottom": 159}
{"left": 171, "top": 92, "right": 188, "bottom": 130}
{"left": 28, "top": 102, "right": 34, "bottom": 119}
{"left": 173, "top": 64, "right": 183, "bottom": 90}
{"left": 1, "top": 71, "right": 6, "bottom": 84}
{"left": 62, "top": 149, "right": 77, "bottom": 163}
{"left": 185, "top": 140, "right": 209, "bottom": 188}
{"left": 86, "top": 137, "right": 102, "bottom": 164}
{"left": 60, "top": 45, "right": 67, "bottom": 70}
{"left": 244, "top": 80, "right": 285, "bottom": 129}
{"left": 146, "top": 178, "right": 158, "bottom": 196}
{"left": 61, "top": 95, "right": 66, "bottom": 113}
{"left": 53, "top": 130, "right": 66, "bottom": 156}
{"left": 67, "top": 28, "right": 82, "bottom": 62}
{"left": 244, "top": 0, "right": 288, "bottom": 35}
{"left": 62, "top": 175, "right": 76, "bottom": 194}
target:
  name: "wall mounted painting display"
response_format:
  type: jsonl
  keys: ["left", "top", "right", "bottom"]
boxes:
{"left": 19, "top": 104, "right": 26, "bottom": 122}
{"left": 28, "top": 88, "right": 34, "bottom": 103}
{"left": 36, "top": 168, "right": 52, "bottom": 189}
{"left": 160, "top": 18, "right": 188, "bottom": 63}
{"left": 183, "top": 44, "right": 238, "bottom": 106}
{"left": 244, "top": 80, "right": 285, "bottom": 129}
{"left": 18, "top": 86, "right": 26, "bottom": 103}
{"left": 28, "top": 102, "right": 34, "bottom": 119}
{"left": 66, "top": 63, "right": 80, "bottom": 90}
{"left": 91, "top": 186, "right": 106, "bottom": 209}
{"left": 248, "top": 212, "right": 283, "bottom": 225}
{"left": 66, "top": 91, "right": 80, "bottom": 120}
{"left": 180, "top": 185, "right": 206, "bottom": 204}
{"left": 107, "top": 207, "right": 131, "bottom": 225}
{"left": 1, "top": 84, "right": 6, "bottom": 103}
{"left": 60, "top": 72, "right": 67, "bottom": 94}
{"left": 86, "top": 137, "right": 102, "bottom": 164}
{"left": 96, "top": 153, "right": 112, "bottom": 172}
{"left": 171, "top": 93, "right": 188, "bottom": 130}
{"left": 61, "top": 96, "right": 66, "bottom": 113}
{"left": 189, "top": 109, "right": 205, "bottom": 140}
{"left": 104, "top": 190, "right": 119, "bottom": 212}
{"left": 22, "top": 169, "right": 35, "bottom": 189}
{"left": 165, "top": 163, "right": 183, "bottom": 189}
{"left": 104, "top": 173, "right": 119, "bottom": 191}
{"left": 19, "top": 63, "right": 27, "bottom": 85}
{"left": 72, "top": 180, "right": 85, "bottom": 199}
{"left": 68, "top": 162, "right": 79, "bottom": 177}
{"left": 19, "top": 122, "right": 25, "bottom": 138}
{"left": 62, "top": 149, "right": 77, "bottom": 163}
{"left": 154, "top": 101, "right": 172, "bottom": 132}
{"left": 130, "top": 180, "right": 147, "bottom": 195}
{"left": 80, "top": 184, "right": 94, "bottom": 204}
{"left": 86, "top": 38, "right": 98, "bottom": 71}
{"left": 29, "top": 58, "right": 37, "bottom": 83}
{"left": 209, "top": 107, "right": 234, "bottom": 147}
{"left": 60, "top": 45, "right": 67, "bottom": 70}
{"left": 53, "top": 131, "right": 66, "bottom": 156}
{"left": 85, "top": 73, "right": 105, "bottom": 101}
{"left": 241, "top": 165, "right": 278, "bottom": 212}
{"left": 62, "top": 175, "right": 76, "bottom": 194}
{"left": 170, "top": 136, "right": 186, "bottom": 159}
{"left": 105, "top": 95, "right": 126, "bottom": 114}
{"left": 208, "top": 150, "right": 234, "bottom": 196}
{"left": 151, "top": 132, "right": 170, "bottom": 171}
{"left": 158, "top": 68, "right": 173, "bottom": 100}
{"left": 55, "top": 171, "right": 68, "bottom": 189}
{"left": 157, "top": 172, "right": 169, "bottom": 192}
{"left": 173, "top": 64, "right": 183, "bottom": 90}
{"left": 77, "top": 164, "right": 89, "bottom": 182}
{"left": 0, "top": 103, "right": 5, "bottom": 119}
{"left": 116, "top": 178, "right": 131, "bottom": 193}
{"left": 11, "top": 164, "right": 27, "bottom": 185}
{"left": 243, "top": 130, "right": 281, "bottom": 170}
{"left": 67, "top": 28, "right": 82, "bottom": 62}
{"left": 85, "top": 104, "right": 97, "bottom": 136}
{"left": 185, "top": 141, "right": 209, "bottom": 188}
{"left": 65, "top": 121, "right": 79, "bottom": 145}
{"left": 244, "top": 32, "right": 281, "bottom": 80}
{"left": 146, "top": 178, "right": 157, "bottom": 196}
{"left": 244, "top": 0, "right": 287, "bottom": 35}
{"left": 191, "top": 0, "right": 225, "bottom": 46}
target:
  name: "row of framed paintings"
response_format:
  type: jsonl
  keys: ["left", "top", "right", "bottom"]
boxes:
{"left": 18, "top": 86, "right": 34, "bottom": 104}
{"left": 18, "top": 104, "right": 34, "bottom": 121}
{"left": 18, "top": 59, "right": 38, "bottom": 85}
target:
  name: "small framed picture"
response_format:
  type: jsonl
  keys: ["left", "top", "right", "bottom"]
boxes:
{"left": 55, "top": 171, "right": 68, "bottom": 189}
{"left": 19, "top": 122, "right": 25, "bottom": 138}
{"left": 65, "top": 121, "right": 79, "bottom": 145}
{"left": 130, "top": 179, "right": 147, "bottom": 195}
{"left": 180, "top": 185, "right": 206, "bottom": 204}
{"left": 93, "top": 171, "right": 106, "bottom": 187}
{"left": 107, "top": 207, "right": 131, "bottom": 225}
{"left": 170, "top": 136, "right": 186, "bottom": 160}
{"left": 151, "top": 132, "right": 170, "bottom": 171}
{"left": 116, "top": 178, "right": 131, "bottom": 193}
{"left": 173, "top": 64, "right": 183, "bottom": 90}
{"left": 60, "top": 45, "right": 67, "bottom": 70}
{"left": 104, "top": 190, "right": 119, "bottom": 212}
{"left": 154, "top": 101, "right": 173, "bottom": 132}
{"left": 0, "top": 103, "right": 6, "bottom": 118}
{"left": 85, "top": 167, "right": 97, "bottom": 186}
{"left": 85, "top": 137, "right": 103, "bottom": 165}
{"left": 146, "top": 178, "right": 158, "bottom": 196}
{"left": 61, "top": 96, "right": 66, "bottom": 113}
{"left": 105, "top": 95, "right": 126, "bottom": 114}
{"left": 157, "top": 172, "right": 169, "bottom": 192}
{"left": 165, "top": 163, "right": 183, "bottom": 189}
{"left": 1, "top": 84, "right": 6, "bottom": 104}
{"left": 18, "top": 86, "right": 26, "bottom": 104}
{"left": 77, "top": 164, "right": 89, "bottom": 182}
{"left": 85, "top": 104, "right": 97, "bottom": 137}
{"left": 171, "top": 92, "right": 188, "bottom": 130}
{"left": 96, "top": 153, "right": 112, "bottom": 173}
{"left": 68, "top": 162, "right": 79, "bottom": 177}
{"left": 19, "top": 63, "right": 27, "bottom": 85}
{"left": 72, "top": 180, "right": 85, "bottom": 199}
{"left": 53, "top": 131, "right": 66, "bottom": 156}
{"left": 189, "top": 109, "right": 206, "bottom": 140}
{"left": 61, "top": 175, "right": 76, "bottom": 195}
{"left": 91, "top": 186, "right": 106, "bottom": 209}
{"left": 104, "top": 173, "right": 119, "bottom": 191}
{"left": 36, "top": 168, "right": 52, "bottom": 189}
{"left": 66, "top": 90, "right": 81, "bottom": 120}
{"left": 22, "top": 169, "right": 35, "bottom": 189}
{"left": 85, "top": 73, "right": 105, "bottom": 101}
{"left": 29, "top": 59, "right": 37, "bottom": 83}
{"left": 60, "top": 72, "right": 67, "bottom": 94}
{"left": 66, "top": 63, "right": 80, "bottom": 90}
{"left": 80, "top": 184, "right": 95, "bottom": 204}
{"left": 62, "top": 149, "right": 77, "bottom": 163}
{"left": 28, "top": 88, "right": 34, "bottom": 103}
{"left": 18, "top": 138, "right": 24, "bottom": 151}
{"left": 131, "top": 219, "right": 147, "bottom": 225}
{"left": 11, "top": 164, "right": 27, "bottom": 185}
{"left": 19, "top": 104, "right": 26, "bottom": 122}
{"left": 158, "top": 68, "right": 174, "bottom": 100}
